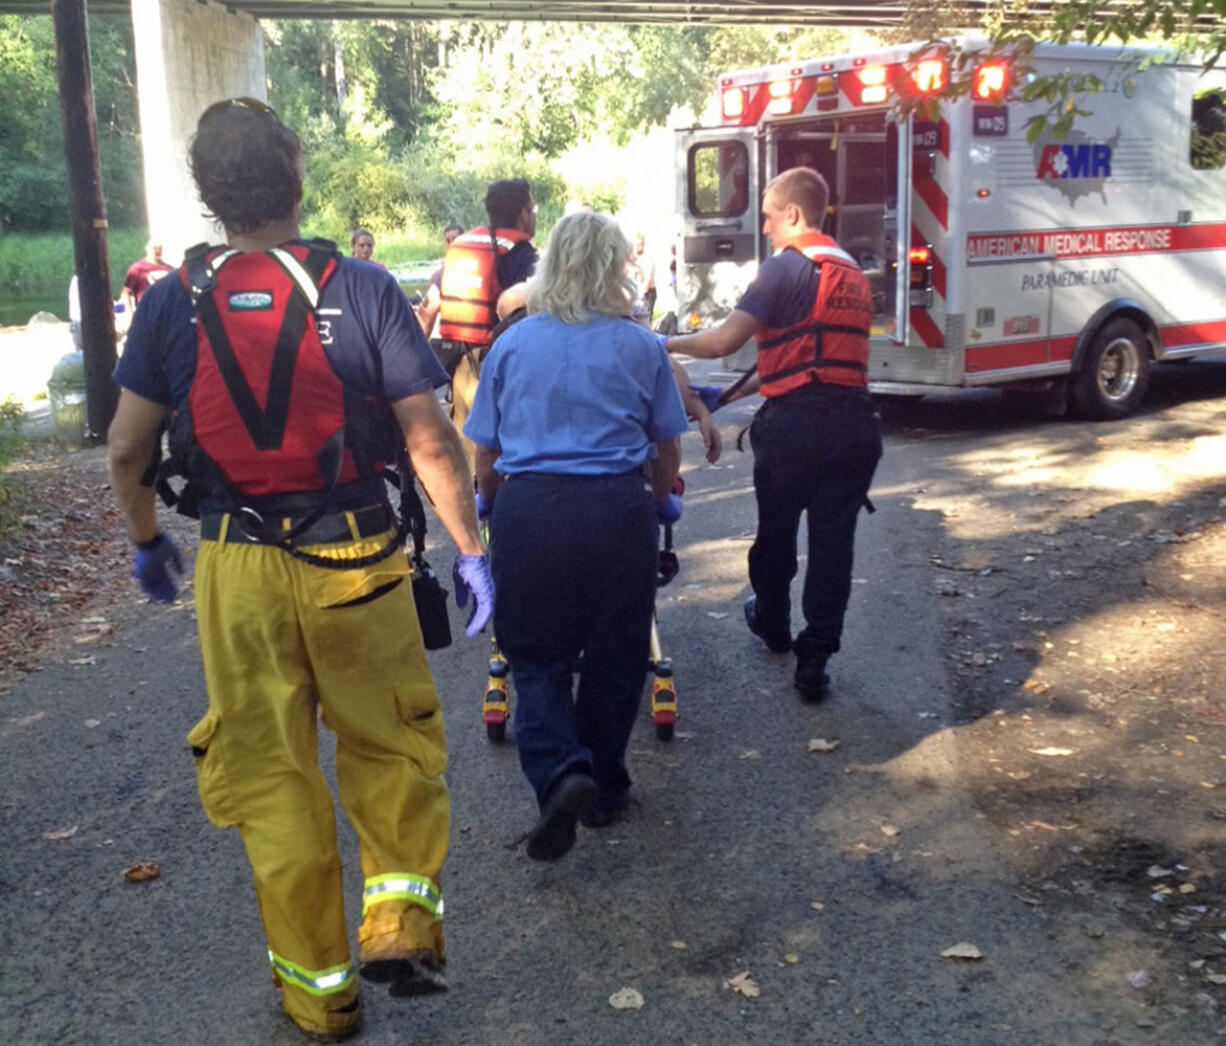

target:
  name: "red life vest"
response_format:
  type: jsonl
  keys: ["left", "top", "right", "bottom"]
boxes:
{"left": 755, "top": 232, "right": 872, "bottom": 397}
{"left": 437, "top": 227, "right": 531, "bottom": 346}
{"left": 168, "top": 240, "right": 392, "bottom": 505}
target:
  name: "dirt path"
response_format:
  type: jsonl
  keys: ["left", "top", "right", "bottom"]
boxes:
{"left": 884, "top": 360, "right": 1226, "bottom": 1035}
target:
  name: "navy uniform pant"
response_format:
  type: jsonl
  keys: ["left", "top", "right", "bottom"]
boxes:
{"left": 747, "top": 384, "right": 882, "bottom": 660}
{"left": 490, "top": 473, "right": 657, "bottom": 808}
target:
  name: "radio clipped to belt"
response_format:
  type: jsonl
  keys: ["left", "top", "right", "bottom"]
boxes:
{"left": 397, "top": 462, "right": 453, "bottom": 651}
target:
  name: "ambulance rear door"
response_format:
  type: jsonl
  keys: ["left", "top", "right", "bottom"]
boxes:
{"left": 675, "top": 126, "right": 761, "bottom": 368}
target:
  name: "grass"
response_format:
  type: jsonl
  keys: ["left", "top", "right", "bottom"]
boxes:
{"left": 0, "top": 227, "right": 149, "bottom": 296}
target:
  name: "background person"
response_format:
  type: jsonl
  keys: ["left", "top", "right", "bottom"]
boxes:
{"left": 351, "top": 226, "right": 387, "bottom": 270}
{"left": 464, "top": 211, "right": 688, "bottom": 860}
{"left": 106, "top": 97, "right": 492, "bottom": 1041}
{"left": 437, "top": 179, "right": 538, "bottom": 469}
{"left": 667, "top": 167, "right": 882, "bottom": 703}
{"left": 120, "top": 240, "right": 173, "bottom": 317}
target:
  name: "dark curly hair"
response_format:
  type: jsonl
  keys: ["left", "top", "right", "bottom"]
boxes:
{"left": 189, "top": 103, "right": 302, "bottom": 234}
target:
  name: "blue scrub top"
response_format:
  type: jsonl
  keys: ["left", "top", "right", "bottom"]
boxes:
{"left": 464, "top": 312, "right": 688, "bottom": 476}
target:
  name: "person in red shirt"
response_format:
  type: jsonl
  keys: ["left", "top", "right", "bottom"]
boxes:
{"left": 120, "top": 241, "right": 173, "bottom": 315}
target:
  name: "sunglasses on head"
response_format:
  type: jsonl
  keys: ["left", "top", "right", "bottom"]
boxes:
{"left": 198, "top": 96, "right": 278, "bottom": 127}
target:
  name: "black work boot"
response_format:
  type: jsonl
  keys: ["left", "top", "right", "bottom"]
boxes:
{"left": 743, "top": 596, "right": 792, "bottom": 654}
{"left": 793, "top": 654, "right": 830, "bottom": 703}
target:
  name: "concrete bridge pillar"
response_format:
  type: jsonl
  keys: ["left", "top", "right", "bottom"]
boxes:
{"left": 129, "top": 0, "right": 265, "bottom": 266}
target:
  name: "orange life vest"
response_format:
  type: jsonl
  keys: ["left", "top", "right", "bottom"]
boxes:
{"left": 438, "top": 227, "right": 532, "bottom": 346}
{"left": 755, "top": 232, "right": 872, "bottom": 397}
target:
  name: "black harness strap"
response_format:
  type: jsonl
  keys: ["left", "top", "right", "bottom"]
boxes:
{"left": 757, "top": 320, "right": 872, "bottom": 351}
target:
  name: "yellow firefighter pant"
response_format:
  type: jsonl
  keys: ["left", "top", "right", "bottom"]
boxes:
{"left": 187, "top": 517, "right": 449, "bottom": 1038}
{"left": 449, "top": 347, "right": 483, "bottom": 473}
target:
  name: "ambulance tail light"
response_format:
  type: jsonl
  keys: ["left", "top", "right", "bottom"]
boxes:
{"left": 912, "top": 58, "right": 946, "bottom": 94}
{"left": 909, "top": 244, "right": 934, "bottom": 307}
{"left": 767, "top": 79, "right": 796, "bottom": 116}
{"left": 721, "top": 87, "right": 747, "bottom": 120}
{"left": 973, "top": 61, "right": 1010, "bottom": 101}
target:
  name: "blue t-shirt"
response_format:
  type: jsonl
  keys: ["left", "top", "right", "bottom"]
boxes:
{"left": 114, "top": 246, "right": 447, "bottom": 406}
{"left": 464, "top": 313, "right": 688, "bottom": 476}
{"left": 735, "top": 249, "right": 819, "bottom": 330}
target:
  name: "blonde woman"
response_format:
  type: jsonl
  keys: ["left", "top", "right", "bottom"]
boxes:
{"left": 464, "top": 211, "right": 689, "bottom": 861}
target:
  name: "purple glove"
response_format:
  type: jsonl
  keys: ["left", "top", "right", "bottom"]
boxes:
{"left": 452, "top": 553, "right": 494, "bottom": 637}
{"left": 133, "top": 532, "right": 183, "bottom": 603}
{"left": 656, "top": 494, "right": 683, "bottom": 526}
{"left": 474, "top": 490, "right": 493, "bottom": 521}
{"left": 689, "top": 384, "right": 723, "bottom": 414}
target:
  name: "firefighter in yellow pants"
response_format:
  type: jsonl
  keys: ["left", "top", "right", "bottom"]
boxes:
{"left": 107, "top": 99, "right": 493, "bottom": 1041}
{"left": 190, "top": 525, "right": 448, "bottom": 1037}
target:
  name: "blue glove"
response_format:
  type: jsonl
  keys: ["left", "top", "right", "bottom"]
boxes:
{"left": 689, "top": 384, "right": 723, "bottom": 413}
{"left": 133, "top": 532, "right": 183, "bottom": 603}
{"left": 452, "top": 553, "right": 494, "bottom": 637}
{"left": 474, "top": 490, "right": 493, "bottom": 521}
{"left": 656, "top": 494, "right": 683, "bottom": 526}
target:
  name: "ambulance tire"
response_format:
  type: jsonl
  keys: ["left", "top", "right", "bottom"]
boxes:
{"left": 1070, "top": 317, "right": 1151, "bottom": 420}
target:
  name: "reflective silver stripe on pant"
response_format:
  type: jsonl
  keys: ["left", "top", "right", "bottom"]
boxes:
{"left": 362, "top": 872, "right": 443, "bottom": 918}
{"left": 267, "top": 949, "right": 357, "bottom": 996}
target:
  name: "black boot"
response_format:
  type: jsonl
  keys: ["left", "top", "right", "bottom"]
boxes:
{"left": 743, "top": 596, "right": 792, "bottom": 653}
{"left": 793, "top": 654, "right": 830, "bottom": 703}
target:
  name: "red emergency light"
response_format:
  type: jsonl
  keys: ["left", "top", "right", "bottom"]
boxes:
{"left": 722, "top": 87, "right": 747, "bottom": 119}
{"left": 912, "top": 58, "right": 946, "bottom": 94}
{"left": 908, "top": 246, "right": 931, "bottom": 264}
{"left": 973, "top": 61, "right": 1010, "bottom": 101}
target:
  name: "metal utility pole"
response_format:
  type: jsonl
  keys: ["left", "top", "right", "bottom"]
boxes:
{"left": 52, "top": 0, "right": 118, "bottom": 442}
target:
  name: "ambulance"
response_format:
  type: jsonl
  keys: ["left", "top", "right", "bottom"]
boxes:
{"left": 674, "top": 38, "right": 1226, "bottom": 417}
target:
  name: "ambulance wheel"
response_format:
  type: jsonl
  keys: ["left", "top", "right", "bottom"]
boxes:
{"left": 487, "top": 722, "right": 506, "bottom": 743}
{"left": 655, "top": 722, "right": 674, "bottom": 742}
{"left": 1070, "top": 317, "right": 1151, "bottom": 420}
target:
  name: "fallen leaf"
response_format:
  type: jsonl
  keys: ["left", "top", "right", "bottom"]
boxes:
{"left": 940, "top": 942, "right": 983, "bottom": 960}
{"left": 784, "top": 953, "right": 799, "bottom": 964}
{"left": 705, "top": 612, "right": 730, "bottom": 620}
{"left": 1179, "top": 883, "right": 1197, "bottom": 895}
{"left": 123, "top": 862, "right": 160, "bottom": 883}
{"left": 84, "top": 719, "right": 101, "bottom": 729}
{"left": 726, "top": 971, "right": 761, "bottom": 998}
{"left": 880, "top": 824, "right": 900, "bottom": 838}
{"left": 669, "top": 940, "right": 687, "bottom": 950}
{"left": 810, "top": 901, "right": 825, "bottom": 911}
{"left": 42, "top": 825, "right": 78, "bottom": 841}
{"left": 808, "top": 738, "right": 841, "bottom": 753}
{"left": 740, "top": 749, "right": 762, "bottom": 760}
{"left": 1207, "top": 973, "right": 1226, "bottom": 986}
{"left": 1028, "top": 747, "right": 1075, "bottom": 757}
{"left": 608, "top": 987, "right": 644, "bottom": 1010}
{"left": 1147, "top": 865, "right": 1174, "bottom": 878}
{"left": 68, "top": 656, "right": 95, "bottom": 666}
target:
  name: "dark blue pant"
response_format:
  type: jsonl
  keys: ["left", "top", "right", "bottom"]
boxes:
{"left": 747, "top": 385, "right": 882, "bottom": 660}
{"left": 490, "top": 473, "right": 657, "bottom": 808}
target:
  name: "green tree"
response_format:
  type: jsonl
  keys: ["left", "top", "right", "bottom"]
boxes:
{"left": 0, "top": 15, "right": 141, "bottom": 233}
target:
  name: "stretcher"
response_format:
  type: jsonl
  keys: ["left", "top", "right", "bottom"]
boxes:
{"left": 480, "top": 484, "right": 683, "bottom": 745}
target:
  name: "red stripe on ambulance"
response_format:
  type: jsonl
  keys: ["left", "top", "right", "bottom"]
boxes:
{"left": 967, "top": 222, "right": 1226, "bottom": 263}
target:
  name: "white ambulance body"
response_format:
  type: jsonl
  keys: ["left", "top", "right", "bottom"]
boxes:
{"left": 674, "top": 38, "right": 1226, "bottom": 417}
